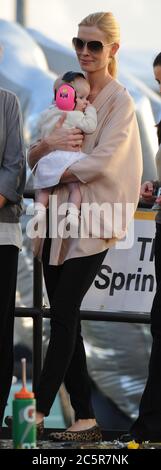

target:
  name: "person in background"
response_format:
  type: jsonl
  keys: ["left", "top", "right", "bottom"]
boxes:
{"left": 0, "top": 84, "right": 26, "bottom": 427}
{"left": 25, "top": 11, "right": 142, "bottom": 442}
{"left": 124, "top": 52, "right": 161, "bottom": 442}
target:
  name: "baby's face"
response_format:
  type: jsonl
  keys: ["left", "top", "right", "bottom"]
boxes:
{"left": 74, "top": 78, "right": 90, "bottom": 111}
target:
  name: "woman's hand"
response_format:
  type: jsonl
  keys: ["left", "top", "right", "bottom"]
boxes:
{"left": 28, "top": 114, "right": 84, "bottom": 169}
{"left": 45, "top": 124, "right": 83, "bottom": 153}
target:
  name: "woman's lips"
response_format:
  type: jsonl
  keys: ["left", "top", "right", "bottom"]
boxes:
{"left": 79, "top": 59, "right": 93, "bottom": 64}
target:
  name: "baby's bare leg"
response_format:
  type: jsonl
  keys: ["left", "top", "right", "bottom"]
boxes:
{"left": 36, "top": 188, "right": 53, "bottom": 207}
{"left": 66, "top": 182, "right": 81, "bottom": 229}
{"left": 68, "top": 182, "right": 81, "bottom": 209}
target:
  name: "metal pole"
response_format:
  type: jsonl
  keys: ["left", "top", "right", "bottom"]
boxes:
{"left": 16, "top": 0, "right": 26, "bottom": 26}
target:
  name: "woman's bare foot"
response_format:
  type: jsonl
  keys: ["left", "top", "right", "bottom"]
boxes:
{"left": 36, "top": 411, "right": 44, "bottom": 424}
{"left": 67, "top": 419, "right": 97, "bottom": 432}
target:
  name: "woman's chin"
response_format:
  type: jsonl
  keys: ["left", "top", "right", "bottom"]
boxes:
{"left": 80, "top": 62, "right": 95, "bottom": 72}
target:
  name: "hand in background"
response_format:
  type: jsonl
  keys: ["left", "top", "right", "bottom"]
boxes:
{"left": 0, "top": 194, "right": 7, "bottom": 208}
{"left": 140, "top": 181, "right": 156, "bottom": 203}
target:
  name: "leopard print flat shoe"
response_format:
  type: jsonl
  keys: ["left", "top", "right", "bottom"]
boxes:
{"left": 49, "top": 425, "right": 102, "bottom": 442}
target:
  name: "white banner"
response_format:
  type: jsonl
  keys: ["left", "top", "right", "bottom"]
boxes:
{"left": 82, "top": 210, "right": 156, "bottom": 314}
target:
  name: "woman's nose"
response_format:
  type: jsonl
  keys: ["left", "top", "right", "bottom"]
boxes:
{"left": 81, "top": 44, "right": 88, "bottom": 54}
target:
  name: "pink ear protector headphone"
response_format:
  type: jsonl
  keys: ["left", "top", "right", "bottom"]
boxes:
{"left": 55, "top": 84, "right": 76, "bottom": 111}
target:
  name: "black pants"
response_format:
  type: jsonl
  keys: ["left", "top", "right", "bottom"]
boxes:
{"left": 36, "top": 237, "right": 107, "bottom": 419}
{"left": 131, "top": 223, "right": 161, "bottom": 438}
{"left": 0, "top": 245, "right": 19, "bottom": 425}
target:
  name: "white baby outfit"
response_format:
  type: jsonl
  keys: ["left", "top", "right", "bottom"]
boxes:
{"left": 33, "top": 104, "right": 97, "bottom": 189}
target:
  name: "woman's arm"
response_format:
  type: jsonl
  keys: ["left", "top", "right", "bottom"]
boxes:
{"left": 69, "top": 92, "right": 142, "bottom": 185}
{"left": 60, "top": 168, "right": 80, "bottom": 183}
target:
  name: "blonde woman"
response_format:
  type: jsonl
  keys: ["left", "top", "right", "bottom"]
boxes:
{"left": 26, "top": 12, "right": 142, "bottom": 442}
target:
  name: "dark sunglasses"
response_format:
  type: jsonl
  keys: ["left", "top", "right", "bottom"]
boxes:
{"left": 72, "top": 37, "right": 113, "bottom": 53}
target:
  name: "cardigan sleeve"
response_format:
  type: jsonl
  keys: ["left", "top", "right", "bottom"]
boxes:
{"left": 70, "top": 91, "right": 142, "bottom": 186}
{"left": 69, "top": 90, "right": 143, "bottom": 238}
{"left": 0, "top": 93, "right": 26, "bottom": 203}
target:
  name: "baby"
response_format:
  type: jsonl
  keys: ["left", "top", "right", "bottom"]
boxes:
{"left": 32, "top": 71, "right": 97, "bottom": 254}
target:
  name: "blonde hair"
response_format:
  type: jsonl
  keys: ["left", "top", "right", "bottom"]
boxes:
{"left": 79, "top": 12, "right": 120, "bottom": 78}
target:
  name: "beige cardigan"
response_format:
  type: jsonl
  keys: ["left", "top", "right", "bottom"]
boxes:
{"left": 42, "top": 79, "right": 142, "bottom": 265}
